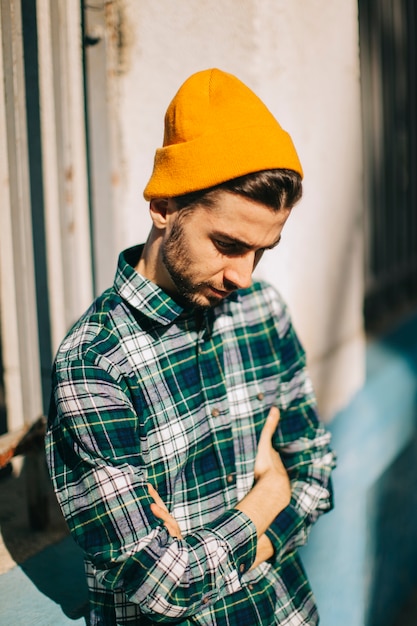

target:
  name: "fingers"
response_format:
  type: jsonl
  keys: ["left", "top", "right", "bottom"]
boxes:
{"left": 147, "top": 483, "right": 183, "bottom": 539}
{"left": 254, "top": 406, "right": 285, "bottom": 481}
{"left": 150, "top": 502, "right": 183, "bottom": 539}
{"left": 147, "top": 483, "right": 169, "bottom": 512}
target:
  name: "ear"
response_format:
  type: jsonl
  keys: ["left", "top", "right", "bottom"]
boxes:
{"left": 149, "top": 198, "right": 177, "bottom": 229}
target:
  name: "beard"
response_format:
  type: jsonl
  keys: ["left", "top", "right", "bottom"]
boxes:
{"left": 161, "top": 216, "right": 223, "bottom": 308}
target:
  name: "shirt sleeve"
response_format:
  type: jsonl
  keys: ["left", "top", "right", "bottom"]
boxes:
{"left": 264, "top": 293, "right": 336, "bottom": 564}
{"left": 46, "top": 355, "right": 257, "bottom": 621}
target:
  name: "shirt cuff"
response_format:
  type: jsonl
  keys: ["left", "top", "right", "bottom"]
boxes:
{"left": 204, "top": 508, "right": 257, "bottom": 576}
{"left": 264, "top": 504, "right": 307, "bottom": 563}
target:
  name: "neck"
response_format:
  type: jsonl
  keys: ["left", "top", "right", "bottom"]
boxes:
{"left": 135, "top": 230, "right": 158, "bottom": 281}
{"left": 135, "top": 228, "right": 177, "bottom": 297}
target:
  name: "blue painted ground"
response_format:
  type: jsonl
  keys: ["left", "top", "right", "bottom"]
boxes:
{"left": 0, "top": 537, "right": 88, "bottom": 625}
{"left": 301, "top": 309, "right": 417, "bottom": 626}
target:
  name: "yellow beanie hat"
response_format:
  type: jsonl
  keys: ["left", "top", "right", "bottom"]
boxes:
{"left": 143, "top": 68, "right": 303, "bottom": 200}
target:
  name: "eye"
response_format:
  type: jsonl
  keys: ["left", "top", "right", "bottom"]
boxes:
{"left": 214, "top": 239, "right": 238, "bottom": 252}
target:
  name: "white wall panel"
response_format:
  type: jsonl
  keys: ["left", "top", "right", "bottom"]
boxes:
{"left": 90, "top": 0, "right": 365, "bottom": 419}
{"left": 0, "top": 0, "right": 43, "bottom": 429}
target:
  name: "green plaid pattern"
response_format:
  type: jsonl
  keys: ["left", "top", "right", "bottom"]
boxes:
{"left": 46, "top": 245, "right": 335, "bottom": 625}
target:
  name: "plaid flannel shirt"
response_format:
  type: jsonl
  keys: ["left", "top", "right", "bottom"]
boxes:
{"left": 46, "top": 245, "right": 335, "bottom": 625}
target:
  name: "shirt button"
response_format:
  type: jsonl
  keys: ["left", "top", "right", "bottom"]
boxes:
{"left": 256, "top": 392, "right": 264, "bottom": 401}
{"left": 239, "top": 563, "right": 246, "bottom": 573}
{"left": 226, "top": 474, "right": 235, "bottom": 483}
{"left": 248, "top": 584, "right": 254, "bottom": 591}
{"left": 211, "top": 408, "right": 220, "bottom": 417}
{"left": 202, "top": 596, "right": 209, "bottom": 604}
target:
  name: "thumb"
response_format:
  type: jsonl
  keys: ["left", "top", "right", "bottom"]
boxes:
{"left": 260, "top": 406, "right": 280, "bottom": 442}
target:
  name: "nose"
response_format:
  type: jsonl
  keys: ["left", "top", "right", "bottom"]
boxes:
{"left": 223, "top": 253, "right": 255, "bottom": 290}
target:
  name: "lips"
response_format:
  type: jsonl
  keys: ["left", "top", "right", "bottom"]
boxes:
{"left": 209, "top": 286, "right": 232, "bottom": 298}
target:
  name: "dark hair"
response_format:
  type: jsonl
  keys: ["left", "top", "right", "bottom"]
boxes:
{"left": 173, "top": 169, "right": 302, "bottom": 212}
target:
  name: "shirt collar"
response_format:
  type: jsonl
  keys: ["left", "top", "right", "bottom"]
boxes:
{"left": 114, "top": 244, "right": 241, "bottom": 327}
{"left": 114, "top": 245, "right": 184, "bottom": 326}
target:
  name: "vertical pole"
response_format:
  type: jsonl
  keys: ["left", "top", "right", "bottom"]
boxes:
{"left": 37, "top": 0, "right": 94, "bottom": 352}
{"left": 0, "top": 0, "right": 43, "bottom": 430}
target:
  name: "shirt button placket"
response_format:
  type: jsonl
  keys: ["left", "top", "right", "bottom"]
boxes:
{"left": 209, "top": 406, "right": 236, "bottom": 489}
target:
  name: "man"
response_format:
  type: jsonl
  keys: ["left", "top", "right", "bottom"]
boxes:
{"left": 46, "top": 68, "right": 335, "bottom": 625}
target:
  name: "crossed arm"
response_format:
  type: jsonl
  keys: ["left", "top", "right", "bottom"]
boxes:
{"left": 48, "top": 357, "right": 334, "bottom": 619}
{"left": 149, "top": 406, "right": 290, "bottom": 570}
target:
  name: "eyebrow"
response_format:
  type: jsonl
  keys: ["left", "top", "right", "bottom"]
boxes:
{"left": 212, "top": 232, "right": 282, "bottom": 250}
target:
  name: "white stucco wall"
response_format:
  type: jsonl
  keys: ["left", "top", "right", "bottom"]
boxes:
{"left": 111, "top": 0, "right": 365, "bottom": 420}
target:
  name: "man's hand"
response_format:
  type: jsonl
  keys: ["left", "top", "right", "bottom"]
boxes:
{"left": 254, "top": 406, "right": 290, "bottom": 485}
{"left": 147, "top": 483, "right": 183, "bottom": 539}
{"left": 148, "top": 406, "right": 290, "bottom": 566}
{"left": 235, "top": 406, "right": 291, "bottom": 538}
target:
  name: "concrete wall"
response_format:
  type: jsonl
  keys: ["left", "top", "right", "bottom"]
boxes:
{"left": 109, "top": 0, "right": 365, "bottom": 420}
